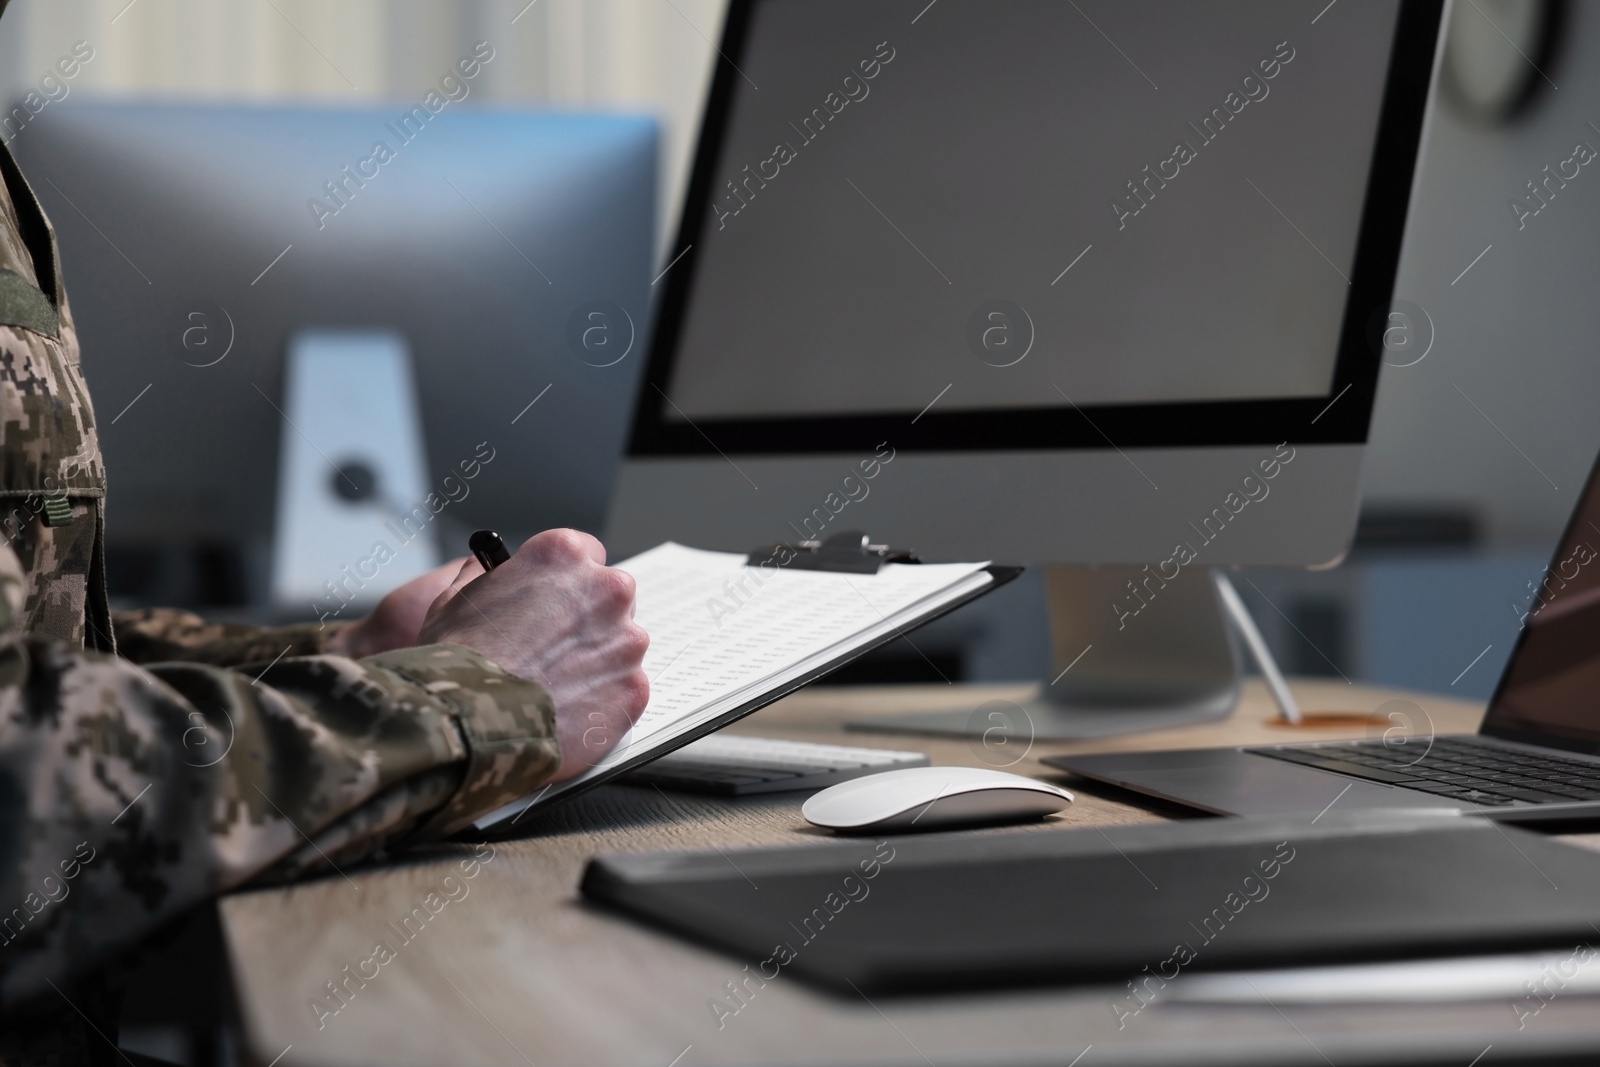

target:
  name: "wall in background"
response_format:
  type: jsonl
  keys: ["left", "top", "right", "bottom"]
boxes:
{"left": 0, "top": 0, "right": 724, "bottom": 255}
{"left": 1372, "top": 0, "right": 1600, "bottom": 549}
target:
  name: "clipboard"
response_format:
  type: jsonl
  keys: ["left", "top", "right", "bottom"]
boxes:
{"left": 469, "top": 534, "right": 1021, "bottom": 835}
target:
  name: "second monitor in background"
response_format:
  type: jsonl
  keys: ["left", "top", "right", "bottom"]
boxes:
{"left": 15, "top": 102, "right": 656, "bottom": 610}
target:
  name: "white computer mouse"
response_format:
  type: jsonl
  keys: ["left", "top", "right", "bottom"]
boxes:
{"left": 801, "top": 765, "right": 1074, "bottom": 834}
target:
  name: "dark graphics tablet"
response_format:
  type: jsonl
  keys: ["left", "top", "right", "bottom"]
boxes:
{"left": 582, "top": 813, "right": 1600, "bottom": 995}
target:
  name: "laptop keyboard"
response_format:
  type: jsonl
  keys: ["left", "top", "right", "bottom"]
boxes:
{"left": 1247, "top": 736, "right": 1600, "bottom": 806}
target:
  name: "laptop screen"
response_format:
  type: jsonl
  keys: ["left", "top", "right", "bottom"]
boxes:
{"left": 1482, "top": 455, "right": 1600, "bottom": 753}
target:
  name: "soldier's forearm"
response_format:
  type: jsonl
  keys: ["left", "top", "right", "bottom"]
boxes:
{"left": 0, "top": 639, "right": 558, "bottom": 1014}
{"left": 111, "top": 607, "right": 352, "bottom": 666}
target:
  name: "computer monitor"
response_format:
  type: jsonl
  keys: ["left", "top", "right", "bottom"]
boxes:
{"left": 607, "top": 0, "right": 1440, "bottom": 568}
{"left": 605, "top": 0, "right": 1443, "bottom": 734}
{"left": 14, "top": 102, "right": 655, "bottom": 608}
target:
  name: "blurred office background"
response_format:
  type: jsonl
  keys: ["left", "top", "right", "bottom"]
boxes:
{"left": 2, "top": 0, "right": 1597, "bottom": 701}
{"left": 0, "top": 0, "right": 719, "bottom": 251}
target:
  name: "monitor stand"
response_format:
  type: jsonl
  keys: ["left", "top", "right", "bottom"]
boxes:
{"left": 851, "top": 565, "right": 1290, "bottom": 742}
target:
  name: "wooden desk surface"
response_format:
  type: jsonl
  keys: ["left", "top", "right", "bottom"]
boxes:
{"left": 221, "top": 681, "right": 1600, "bottom": 1067}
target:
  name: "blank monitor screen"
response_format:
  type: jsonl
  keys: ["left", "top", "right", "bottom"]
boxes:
{"left": 663, "top": 0, "right": 1395, "bottom": 422}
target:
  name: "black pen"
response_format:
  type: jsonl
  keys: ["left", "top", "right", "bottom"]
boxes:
{"left": 469, "top": 530, "right": 511, "bottom": 572}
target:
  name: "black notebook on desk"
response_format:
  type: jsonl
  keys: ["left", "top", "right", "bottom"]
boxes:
{"left": 582, "top": 814, "right": 1600, "bottom": 995}
{"left": 471, "top": 542, "right": 1020, "bottom": 832}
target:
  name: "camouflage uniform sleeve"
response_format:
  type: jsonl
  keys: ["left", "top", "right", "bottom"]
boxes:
{"left": 0, "top": 544, "right": 560, "bottom": 1015}
{"left": 111, "top": 606, "right": 350, "bottom": 667}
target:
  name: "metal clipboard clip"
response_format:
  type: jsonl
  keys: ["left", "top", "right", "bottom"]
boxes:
{"left": 745, "top": 530, "right": 920, "bottom": 574}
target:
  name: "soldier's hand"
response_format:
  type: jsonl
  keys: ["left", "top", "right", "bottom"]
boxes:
{"left": 417, "top": 529, "right": 650, "bottom": 782}
{"left": 327, "top": 557, "right": 468, "bottom": 659}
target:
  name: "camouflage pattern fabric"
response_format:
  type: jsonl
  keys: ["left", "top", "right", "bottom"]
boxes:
{"left": 0, "top": 578, "right": 560, "bottom": 1026}
{"left": 112, "top": 607, "right": 349, "bottom": 667}
{"left": 0, "top": 138, "right": 108, "bottom": 654}
{"left": 0, "top": 111, "right": 562, "bottom": 1060}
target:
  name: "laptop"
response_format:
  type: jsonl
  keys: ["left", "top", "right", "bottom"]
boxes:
{"left": 1046, "top": 451, "right": 1600, "bottom": 825}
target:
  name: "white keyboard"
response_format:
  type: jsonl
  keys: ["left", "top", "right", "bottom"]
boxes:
{"left": 624, "top": 735, "right": 930, "bottom": 796}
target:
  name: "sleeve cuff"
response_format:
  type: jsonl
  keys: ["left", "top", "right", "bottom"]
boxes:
{"left": 365, "top": 643, "right": 561, "bottom": 837}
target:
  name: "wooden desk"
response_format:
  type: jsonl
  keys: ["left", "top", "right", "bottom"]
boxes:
{"left": 220, "top": 681, "right": 1600, "bottom": 1066}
